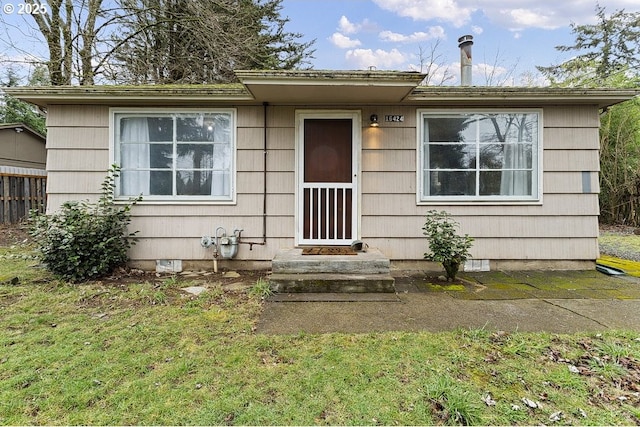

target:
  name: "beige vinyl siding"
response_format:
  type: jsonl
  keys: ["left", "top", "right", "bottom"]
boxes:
{"left": 363, "top": 215, "right": 597, "bottom": 238}
{"left": 46, "top": 127, "right": 109, "bottom": 149}
{"left": 45, "top": 104, "right": 297, "bottom": 262}
{"left": 45, "top": 102, "right": 601, "bottom": 266}
{"left": 129, "top": 105, "right": 295, "bottom": 262}
{"left": 47, "top": 105, "right": 110, "bottom": 127}
{"left": 46, "top": 105, "right": 111, "bottom": 210}
{"left": 362, "top": 193, "right": 599, "bottom": 216}
{"left": 365, "top": 236, "right": 598, "bottom": 260}
{"left": 0, "top": 129, "right": 46, "bottom": 169}
{"left": 360, "top": 105, "right": 600, "bottom": 262}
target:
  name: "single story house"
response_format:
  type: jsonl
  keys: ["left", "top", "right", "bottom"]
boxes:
{"left": 6, "top": 70, "right": 639, "bottom": 272}
{"left": 0, "top": 123, "right": 46, "bottom": 172}
{"left": 0, "top": 122, "right": 47, "bottom": 224}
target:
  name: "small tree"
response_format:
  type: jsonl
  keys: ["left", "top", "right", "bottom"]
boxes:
{"left": 423, "top": 210, "right": 473, "bottom": 281}
{"left": 30, "top": 165, "right": 141, "bottom": 282}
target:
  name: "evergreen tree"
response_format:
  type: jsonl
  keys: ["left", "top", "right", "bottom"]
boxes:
{"left": 0, "top": 67, "right": 47, "bottom": 135}
{"left": 537, "top": 5, "right": 640, "bottom": 225}
{"left": 536, "top": 4, "right": 640, "bottom": 87}
{"left": 109, "top": 0, "right": 315, "bottom": 84}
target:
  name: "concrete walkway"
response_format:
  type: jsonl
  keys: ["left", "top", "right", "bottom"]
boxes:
{"left": 256, "top": 270, "right": 640, "bottom": 334}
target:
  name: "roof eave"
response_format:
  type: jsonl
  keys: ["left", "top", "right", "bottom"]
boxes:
{"left": 0, "top": 122, "right": 46, "bottom": 140}
{"left": 2, "top": 85, "right": 254, "bottom": 107}
{"left": 407, "top": 87, "right": 640, "bottom": 109}
{"left": 234, "top": 69, "right": 427, "bottom": 103}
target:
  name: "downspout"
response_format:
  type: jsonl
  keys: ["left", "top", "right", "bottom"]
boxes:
{"left": 238, "top": 101, "right": 268, "bottom": 250}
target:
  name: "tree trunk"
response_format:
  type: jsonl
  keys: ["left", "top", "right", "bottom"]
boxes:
{"left": 442, "top": 260, "right": 461, "bottom": 281}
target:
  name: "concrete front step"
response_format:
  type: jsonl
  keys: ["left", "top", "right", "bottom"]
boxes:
{"left": 272, "top": 248, "right": 391, "bottom": 274}
{"left": 269, "top": 273, "right": 396, "bottom": 293}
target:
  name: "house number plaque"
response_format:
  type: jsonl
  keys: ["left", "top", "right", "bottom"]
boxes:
{"left": 384, "top": 115, "right": 404, "bottom": 122}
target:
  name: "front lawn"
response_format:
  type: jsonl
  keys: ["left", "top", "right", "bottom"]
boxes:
{"left": 1, "top": 230, "right": 639, "bottom": 425}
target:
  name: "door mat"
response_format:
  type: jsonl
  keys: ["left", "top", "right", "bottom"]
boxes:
{"left": 301, "top": 247, "right": 357, "bottom": 255}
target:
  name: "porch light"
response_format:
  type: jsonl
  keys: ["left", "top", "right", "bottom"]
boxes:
{"left": 369, "top": 114, "right": 379, "bottom": 127}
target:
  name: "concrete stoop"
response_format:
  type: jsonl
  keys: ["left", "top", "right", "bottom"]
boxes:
{"left": 269, "top": 248, "right": 396, "bottom": 293}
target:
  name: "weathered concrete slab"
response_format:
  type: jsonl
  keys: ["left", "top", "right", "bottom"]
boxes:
{"left": 269, "top": 273, "right": 396, "bottom": 293}
{"left": 272, "top": 248, "right": 390, "bottom": 274}
{"left": 257, "top": 270, "right": 640, "bottom": 334}
{"left": 256, "top": 293, "right": 640, "bottom": 334}
{"left": 268, "top": 293, "right": 401, "bottom": 302}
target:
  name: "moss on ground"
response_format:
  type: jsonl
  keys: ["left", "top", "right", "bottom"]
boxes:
{"left": 597, "top": 255, "right": 640, "bottom": 277}
{"left": 599, "top": 231, "right": 640, "bottom": 262}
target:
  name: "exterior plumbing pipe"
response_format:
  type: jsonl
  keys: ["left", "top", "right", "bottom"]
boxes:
{"left": 213, "top": 226, "right": 227, "bottom": 273}
{"left": 238, "top": 101, "right": 268, "bottom": 250}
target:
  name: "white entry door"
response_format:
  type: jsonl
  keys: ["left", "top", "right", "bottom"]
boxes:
{"left": 297, "top": 112, "right": 360, "bottom": 245}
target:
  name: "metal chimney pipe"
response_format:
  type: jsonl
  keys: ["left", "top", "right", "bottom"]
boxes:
{"left": 458, "top": 35, "right": 473, "bottom": 86}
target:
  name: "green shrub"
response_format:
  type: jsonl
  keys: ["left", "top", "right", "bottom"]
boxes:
{"left": 423, "top": 210, "right": 474, "bottom": 281}
{"left": 29, "top": 165, "right": 141, "bottom": 282}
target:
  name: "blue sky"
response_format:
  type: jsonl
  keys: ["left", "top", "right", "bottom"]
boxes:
{"left": 0, "top": 0, "right": 638, "bottom": 86}
{"left": 281, "top": 0, "right": 640, "bottom": 85}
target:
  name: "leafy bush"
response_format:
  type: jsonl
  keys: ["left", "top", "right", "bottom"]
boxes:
{"left": 30, "top": 165, "right": 141, "bottom": 282}
{"left": 423, "top": 210, "right": 474, "bottom": 281}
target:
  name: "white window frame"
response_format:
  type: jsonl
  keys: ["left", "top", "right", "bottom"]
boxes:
{"left": 417, "top": 108, "right": 543, "bottom": 205}
{"left": 110, "top": 108, "right": 237, "bottom": 204}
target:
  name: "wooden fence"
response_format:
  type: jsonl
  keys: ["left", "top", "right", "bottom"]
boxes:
{"left": 0, "top": 172, "right": 47, "bottom": 224}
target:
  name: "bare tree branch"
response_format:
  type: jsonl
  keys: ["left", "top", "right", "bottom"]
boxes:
{"left": 416, "top": 39, "right": 454, "bottom": 86}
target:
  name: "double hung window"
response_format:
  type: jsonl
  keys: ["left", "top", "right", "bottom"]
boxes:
{"left": 113, "top": 109, "right": 236, "bottom": 201}
{"left": 419, "top": 110, "right": 541, "bottom": 202}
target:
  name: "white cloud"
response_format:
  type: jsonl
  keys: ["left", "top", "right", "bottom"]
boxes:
{"left": 471, "top": 25, "right": 483, "bottom": 35}
{"left": 329, "top": 32, "right": 362, "bottom": 49}
{"left": 379, "top": 26, "right": 445, "bottom": 43}
{"left": 371, "top": 0, "right": 476, "bottom": 27}
{"left": 337, "top": 15, "right": 377, "bottom": 34}
{"left": 370, "top": 0, "right": 636, "bottom": 32}
{"left": 338, "top": 16, "right": 360, "bottom": 34}
{"left": 345, "top": 48, "right": 408, "bottom": 70}
{"left": 476, "top": 63, "right": 508, "bottom": 77}
{"left": 500, "top": 8, "right": 559, "bottom": 30}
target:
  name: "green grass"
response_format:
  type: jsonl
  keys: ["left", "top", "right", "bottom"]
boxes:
{"left": 2, "top": 242, "right": 640, "bottom": 425}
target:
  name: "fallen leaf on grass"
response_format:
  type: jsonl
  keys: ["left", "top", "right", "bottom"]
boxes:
{"left": 521, "top": 397, "right": 541, "bottom": 409}
{"left": 482, "top": 394, "right": 496, "bottom": 406}
{"left": 549, "top": 411, "right": 563, "bottom": 422}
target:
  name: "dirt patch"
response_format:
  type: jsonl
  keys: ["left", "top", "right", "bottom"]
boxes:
{"left": 98, "top": 267, "right": 265, "bottom": 287}
{"left": 74, "top": 268, "right": 265, "bottom": 311}
{"left": 600, "top": 223, "right": 639, "bottom": 235}
{"left": 0, "top": 223, "right": 31, "bottom": 247}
